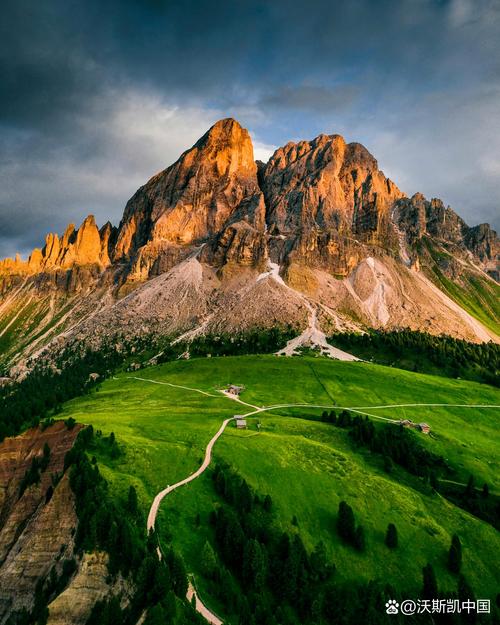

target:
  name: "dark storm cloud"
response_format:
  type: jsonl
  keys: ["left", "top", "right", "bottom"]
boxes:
{"left": 258, "top": 85, "right": 360, "bottom": 113}
{"left": 0, "top": 0, "right": 499, "bottom": 257}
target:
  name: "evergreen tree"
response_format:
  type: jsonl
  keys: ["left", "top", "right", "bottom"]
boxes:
{"left": 127, "top": 485, "right": 138, "bottom": 515}
{"left": 243, "top": 539, "right": 267, "bottom": 590}
{"left": 448, "top": 534, "right": 462, "bottom": 574}
{"left": 65, "top": 417, "right": 76, "bottom": 430}
{"left": 354, "top": 525, "right": 365, "bottom": 551}
{"left": 337, "top": 501, "right": 356, "bottom": 544}
{"left": 215, "top": 469, "right": 226, "bottom": 497}
{"left": 422, "top": 563, "right": 438, "bottom": 599}
{"left": 383, "top": 456, "right": 393, "bottom": 474}
{"left": 385, "top": 523, "right": 398, "bottom": 548}
{"left": 164, "top": 590, "right": 177, "bottom": 620}
{"left": 310, "top": 541, "right": 332, "bottom": 582}
{"left": 200, "top": 541, "right": 217, "bottom": 579}
{"left": 263, "top": 494, "right": 273, "bottom": 512}
{"left": 464, "top": 475, "right": 475, "bottom": 499}
{"left": 167, "top": 548, "right": 188, "bottom": 598}
{"left": 238, "top": 479, "right": 253, "bottom": 513}
{"left": 151, "top": 563, "right": 170, "bottom": 604}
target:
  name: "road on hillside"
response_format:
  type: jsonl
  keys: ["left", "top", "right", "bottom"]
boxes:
{"left": 123, "top": 375, "right": 500, "bottom": 625}
{"left": 137, "top": 373, "right": 500, "bottom": 533}
{"left": 141, "top": 384, "right": 262, "bottom": 625}
{"left": 187, "top": 579, "right": 223, "bottom": 625}
{"left": 146, "top": 396, "right": 264, "bottom": 531}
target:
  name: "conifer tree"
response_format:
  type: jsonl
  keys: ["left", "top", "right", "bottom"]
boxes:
{"left": 354, "top": 525, "right": 365, "bottom": 551}
{"left": 422, "top": 563, "right": 438, "bottom": 599}
{"left": 263, "top": 494, "right": 273, "bottom": 512}
{"left": 127, "top": 485, "right": 138, "bottom": 514}
{"left": 337, "top": 501, "right": 356, "bottom": 543}
{"left": 464, "top": 474, "right": 475, "bottom": 499}
{"left": 201, "top": 541, "right": 217, "bottom": 579}
{"left": 385, "top": 523, "right": 398, "bottom": 548}
{"left": 448, "top": 534, "right": 462, "bottom": 574}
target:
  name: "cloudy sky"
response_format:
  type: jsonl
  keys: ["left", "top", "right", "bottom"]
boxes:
{"left": 1, "top": 0, "right": 499, "bottom": 258}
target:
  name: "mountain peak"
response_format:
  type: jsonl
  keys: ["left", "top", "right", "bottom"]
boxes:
{"left": 113, "top": 118, "right": 262, "bottom": 258}
{"left": 1, "top": 120, "right": 499, "bottom": 365}
{"left": 196, "top": 117, "right": 247, "bottom": 147}
{"left": 192, "top": 117, "right": 255, "bottom": 176}
{"left": 261, "top": 131, "right": 402, "bottom": 234}
{"left": 208, "top": 117, "right": 243, "bottom": 132}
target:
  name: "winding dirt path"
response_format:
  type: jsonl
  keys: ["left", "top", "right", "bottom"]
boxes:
{"left": 140, "top": 385, "right": 262, "bottom": 625}
{"left": 146, "top": 398, "right": 266, "bottom": 531}
{"left": 129, "top": 375, "right": 221, "bottom": 398}
{"left": 186, "top": 580, "right": 223, "bottom": 625}
{"left": 147, "top": 413, "right": 238, "bottom": 531}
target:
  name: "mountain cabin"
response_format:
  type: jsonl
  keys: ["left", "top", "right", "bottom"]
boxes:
{"left": 228, "top": 384, "right": 245, "bottom": 395}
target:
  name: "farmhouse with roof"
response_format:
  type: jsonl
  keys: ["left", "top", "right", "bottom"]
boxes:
{"left": 398, "top": 419, "right": 431, "bottom": 434}
{"left": 235, "top": 417, "right": 247, "bottom": 429}
{"left": 227, "top": 384, "right": 245, "bottom": 396}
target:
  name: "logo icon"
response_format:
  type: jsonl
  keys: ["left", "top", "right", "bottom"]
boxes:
{"left": 385, "top": 600, "right": 399, "bottom": 615}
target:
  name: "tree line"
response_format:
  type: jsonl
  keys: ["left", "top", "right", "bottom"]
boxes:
{"left": 0, "top": 328, "right": 297, "bottom": 445}
{"left": 158, "top": 326, "right": 297, "bottom": 362}
{"left": 329, "top": 329, "right": 499, "bottom": 386}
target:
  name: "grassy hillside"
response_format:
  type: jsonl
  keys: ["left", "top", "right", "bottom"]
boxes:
{"left": 0, "top": 293, "right": 76, "bottom": 370}
{"left": 58, "top": 355, "right": 500, "bottom": 610}
{"left": 421, "top": 237, "right": 500, "bottom": 336}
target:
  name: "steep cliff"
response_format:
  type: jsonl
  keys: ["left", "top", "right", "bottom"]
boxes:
{"left": 0, "top": 423, "right": 137, "bottom": 625}
{"left": 0, "top": 422, "right": 81, "bottom": 622}
{"left": 261, "top": 134, "right": 403, "bottom": 237}
{"left": 0, "top": 216, "right": 115, "bottom": 281}
{"left": 393, "top": 193, "right": 499, "bottom": 281}
{"left": 112, "top": 118, "right": 266, "bottom": 282}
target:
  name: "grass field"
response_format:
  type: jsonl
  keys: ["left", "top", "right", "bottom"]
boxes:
{"left": 59, "top": 355, "right": 500, "bottom": 604}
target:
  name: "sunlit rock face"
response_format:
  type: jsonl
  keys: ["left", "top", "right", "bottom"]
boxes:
{"left": 0, "top": 215, "right": 114, "bottom": 276}
{"left": 261, "top": 134, "right": 403, "bottom": 237}
{"left": 0, "top": 117, "right": 498, "bottom": 370}
{"left": 393, "top": 193, "right": 499, "bottom": 280}
{"left": 112, "top": 118, "right": 265, "bottom": 261}
{"left": 254, "top": 133, "right": 404, "bottom": 273}
{"left": 2, "top": 117, "right": 496, "bottom": 284}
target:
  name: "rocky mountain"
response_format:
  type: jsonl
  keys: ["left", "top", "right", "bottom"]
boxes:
{"left": 0, "top": 119, "right": 498, "bottom": 372}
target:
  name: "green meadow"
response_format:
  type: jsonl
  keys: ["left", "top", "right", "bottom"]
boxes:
{"left": 59, "top": 355, "right": 500, "bottom": 601}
